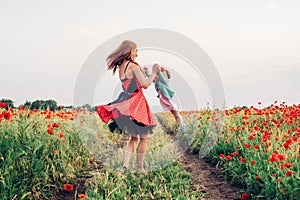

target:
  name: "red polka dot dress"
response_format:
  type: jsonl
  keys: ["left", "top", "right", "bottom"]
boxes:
{"left": 96, "top": 62, "right": 156, "bottom": 134}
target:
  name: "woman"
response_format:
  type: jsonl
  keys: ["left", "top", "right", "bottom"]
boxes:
{"left": 97, "top": 40, "right": 160, "bottom": 173}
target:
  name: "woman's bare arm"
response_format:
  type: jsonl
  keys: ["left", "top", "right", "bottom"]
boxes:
{"left": 132, "top": 64, "right": 160, "bottom": 89}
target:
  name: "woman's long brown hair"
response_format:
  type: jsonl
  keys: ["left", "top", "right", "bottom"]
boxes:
{"left": 106, "top": 40, "right": 139, "bottom": 75}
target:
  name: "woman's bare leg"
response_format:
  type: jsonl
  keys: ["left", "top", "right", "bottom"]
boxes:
{"left": 136, "top": 134, "right": 149, "bottom": 172}
{"left": 123, "top": 135, "right": 138, "bottom": 168}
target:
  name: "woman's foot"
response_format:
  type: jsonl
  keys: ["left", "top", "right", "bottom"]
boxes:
{"left": 136, "top": 167, "right": 147, "bottom": 174}
{"left": 136, "top": 162, "right": 147, "bottom": 174}
{"left": 120, "top": 165, "right": 129, "bottom": 173}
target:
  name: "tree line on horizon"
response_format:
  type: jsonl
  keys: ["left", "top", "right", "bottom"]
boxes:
{"left": 0, "top": 98, "right": 96, "bottom": 111}
{"left": 2, "top": 98, "right": 267, "bottom": 112}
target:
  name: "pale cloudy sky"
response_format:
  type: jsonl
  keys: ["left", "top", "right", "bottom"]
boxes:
{"left": 1, "top": 0, "right": 299, "bottom": 109}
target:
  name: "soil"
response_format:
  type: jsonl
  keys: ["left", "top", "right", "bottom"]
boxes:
{"left": 181, "top": 151, "right": 241, "bottom": 200}
{"left": 156, "top": 115, "right": 241, "bottom": 200}
{"left": 55, "top": 161, "right": 103, "bottom": 200}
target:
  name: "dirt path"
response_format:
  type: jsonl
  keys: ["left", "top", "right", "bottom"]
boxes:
{"left": 156, "top": 115, "right": 241, "bottom": 200}
{"left": 181, "top": 151, "right": 240, "bottom": 200}
{"left": 55, "top": 161, "right": 103, "bottom": 200}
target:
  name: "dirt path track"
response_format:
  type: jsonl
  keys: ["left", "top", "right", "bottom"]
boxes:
{"left": 181, "top": 151, "right": 240, "bottom": 200}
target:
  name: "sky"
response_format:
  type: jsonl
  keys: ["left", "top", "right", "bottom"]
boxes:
{"left": 1, "top": 0, "right": 299, "bottom": 110}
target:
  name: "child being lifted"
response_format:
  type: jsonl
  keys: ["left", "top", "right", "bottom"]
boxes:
{"left": 144, "top": 66, "right": 186, "bottom": 133}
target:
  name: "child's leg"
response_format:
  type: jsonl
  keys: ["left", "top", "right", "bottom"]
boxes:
{"left": 170, "top": 110, "right": 184, "bottom": 128}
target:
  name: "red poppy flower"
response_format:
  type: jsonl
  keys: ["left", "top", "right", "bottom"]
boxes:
{"left": 3, "top": 111, "right": 11, "bottom": 121}
{"left": 45, "top": 114, "right": 52, "bottom": 119}
{"left": 231, "top": 152, "right": 239, "bottom": 156}
{"left": 219, "top": 154, "right": 224, "bottom": 159}
{"left": 52, "top": 122, "right": 60, "bottom": 128}
{"left": 278, "top": 164, "right": 284, "bottom": 169}
{"left": 277, "top": 154, "right": 285, "bottom": 161}
{"left": 47, "top": 127, "right": 54, "bottom": 135}
{"left": 240, "top": 157, "right": 246, "bottom": 164}
{"left": 64, "top": 183, "right": 73, "bottom": 191}
{"left": 283, "top": 162, "right": 293, "bottom": 168}
{"left": 242, "top": 115, "right": 249, "bottom": 120}
{"left": 78, "top": 194, "right": 86, "bottom": 199}
{"left": 241, "top": 193, "right": 249, "bottom": 199}
{"left": 277, "top": 177, "right": 282, "bottom": 182}
{"left": 250, "top": 160, "right": 256, "bottom": 165}
{"left": 0, "top": 102, "right": 7, "bottom": 108}
{"left": 59, "top": 132, "right": 64, "bottom": 138}
{"left": 286, "top": 171, "right": 293, "bottom": 177}
{"left": 225, "top": 155, "right": 232, "bottom": 161}
{"left": 269, "top": 153, "right": 278, "bottom": 162}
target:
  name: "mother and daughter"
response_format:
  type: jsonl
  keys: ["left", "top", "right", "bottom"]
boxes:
{"left": 97, "top": 40, "right": 185, "bottom": 173}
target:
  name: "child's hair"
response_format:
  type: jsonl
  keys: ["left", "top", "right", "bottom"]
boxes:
{"left": 165, "top": 69, "right": 171, "bottom": 79}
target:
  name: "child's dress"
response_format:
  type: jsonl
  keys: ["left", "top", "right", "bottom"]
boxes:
{"left": 158, "top": 90, "right": 181, "bottom": 111}
{"left": 146, "top": 70, "right": 181, "bottom": 112}
{"left": 97, "top": 62, "right": 156, "bottom": 135}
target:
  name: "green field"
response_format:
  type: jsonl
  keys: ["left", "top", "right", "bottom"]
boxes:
{"left": 0, "top": 103, "right": 299, "bottom": 199}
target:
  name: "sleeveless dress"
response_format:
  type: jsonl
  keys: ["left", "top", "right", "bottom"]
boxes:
{"left": 96, "top": 61, "right": 156, "bottom": 135}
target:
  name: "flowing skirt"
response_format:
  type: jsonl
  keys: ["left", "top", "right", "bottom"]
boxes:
{"left": 97, "top": 89, "right": 156, "bottom": 135}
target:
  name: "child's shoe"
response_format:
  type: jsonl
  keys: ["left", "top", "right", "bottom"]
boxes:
{"left": 180, "top": 124, "right": 186, "bottom": 134}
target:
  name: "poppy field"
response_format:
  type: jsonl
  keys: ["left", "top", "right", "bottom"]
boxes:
{"left": 0, "top": 106, "right": 92, "bottom": 199}
{"left": 206, "top": 101, "right": 300, "bottom": 199}
{"left": 0, "top": 101, "right": 299, "bottom": 199}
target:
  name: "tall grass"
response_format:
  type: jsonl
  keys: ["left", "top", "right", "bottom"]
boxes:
{"left": 0, "top": 108, "right": 92, "bottom": 199}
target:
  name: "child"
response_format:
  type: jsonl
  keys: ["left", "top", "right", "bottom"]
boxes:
{"left": 144, "top": 66, "right": 186, "bottom": 133}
